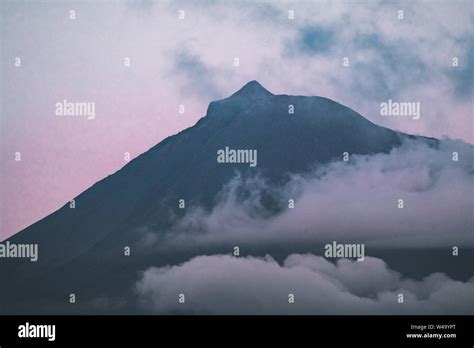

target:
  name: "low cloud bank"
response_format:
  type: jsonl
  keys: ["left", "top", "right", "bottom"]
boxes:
{"left": 136, "top": 253, "right": 474, "bottom": 314}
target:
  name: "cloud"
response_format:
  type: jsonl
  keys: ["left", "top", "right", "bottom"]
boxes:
{"left": 340, "top": 33, "right": 430, "bottom": 101}
{"left": 126, "top": 0, "right": 154, "bottom": 12}
{"left": 135, "top": 253, "right": 474, "bottom": 314}
{"left": 296, "top": 26, "right": 334, "bottom": 54}
{"left": 172, "top": 49, "right": 224, "bottom": 100}
{"left": 143, "top": 139, "right": 474, "bottom": 250}
{"left": 451, "top": 42, "right": 474, "bottom": 100}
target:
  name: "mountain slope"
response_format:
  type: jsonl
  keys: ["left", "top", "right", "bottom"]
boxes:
{"left": 1, "top": 81, "right": 437, "bottom": 313}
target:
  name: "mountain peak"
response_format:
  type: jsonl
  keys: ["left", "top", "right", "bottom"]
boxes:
{"left": 231, "top": 80, "right": 273, "bottom": 98}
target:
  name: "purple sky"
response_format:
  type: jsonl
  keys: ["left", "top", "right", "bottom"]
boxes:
{"left": 1, "top": 0, "right": 472, "bottom": 240}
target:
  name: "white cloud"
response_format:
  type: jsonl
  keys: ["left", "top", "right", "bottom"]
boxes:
{"left": 135, "top": 253, "right": 474, "bottom": 314}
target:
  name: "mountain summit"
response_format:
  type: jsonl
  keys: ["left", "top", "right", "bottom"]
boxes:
{"left": 230, "top": 80, "right": 273, "bottom": 98}
{"left": 1, "top": 81, "right": 437, "bottom": 314}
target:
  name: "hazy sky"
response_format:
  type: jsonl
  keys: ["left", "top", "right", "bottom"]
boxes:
{"left": 1, "top": 0, "right": 473, "bottom": 240}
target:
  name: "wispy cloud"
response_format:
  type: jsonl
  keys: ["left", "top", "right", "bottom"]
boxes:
{"left": 296, "top": 26, "right": 334, "bottom": 54}
{"left": 141, "top": 139, "right": 474, "bottom": 250}
{"left": 172, "top": 49, "right": 224, "bottom": 100}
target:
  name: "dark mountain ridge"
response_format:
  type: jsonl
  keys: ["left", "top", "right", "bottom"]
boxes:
{"left": 0, "top": 81, "right": 438, "bottom": 313}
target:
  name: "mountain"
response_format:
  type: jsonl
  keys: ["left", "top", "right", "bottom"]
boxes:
{"left": 0, "top": 81, "right": 437, "bottom": 313}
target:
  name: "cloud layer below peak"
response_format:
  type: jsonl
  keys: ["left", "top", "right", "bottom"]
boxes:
{"left": 136, "top": 253, "right": 474, "bottom": 314}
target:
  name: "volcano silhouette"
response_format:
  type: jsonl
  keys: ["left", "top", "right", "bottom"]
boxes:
{"left": 1, "top": 81, "right": 437, "bottom": 313}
